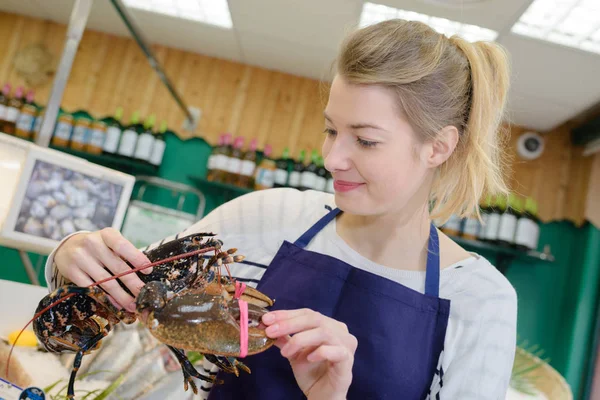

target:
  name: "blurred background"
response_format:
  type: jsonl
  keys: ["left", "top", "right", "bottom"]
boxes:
{"left": 0, "top": 1, "right": 598, "bottom": 399}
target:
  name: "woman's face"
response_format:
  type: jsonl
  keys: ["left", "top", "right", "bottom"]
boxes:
{"left": 322, "top": 75, "right": 433, "bottom": 217}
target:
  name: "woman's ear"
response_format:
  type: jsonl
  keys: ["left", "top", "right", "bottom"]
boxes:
{"left": 421, "top": 125, "right": 459, "bottom": 168}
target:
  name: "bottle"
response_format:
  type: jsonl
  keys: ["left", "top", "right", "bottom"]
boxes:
{"left": 441, "top": 214, "right": 463, "bottom": 237}
{"left": 289, "top": 150, "right": 305, "bottom": 189}
{"left": 254, "top": 144, "right": 276, "bottom": 190}
{"left": 476, "top": 195, "right": 492, "bottom": 241}
{"left": 133, "top": 115, "right": 156, "bottom": 162}
{"left": 237, "top": 138, "right": 258, "bottom": 188}
{"left": 70, "top": 111, "right": 93, "bottom": 151}
{"left": 206, "top": 135, "right": 225, "bottom": 181}
{"left": 225, "top": 136, "right": 245, "bottom": 185}
{"left": 33, "top": 107, "right": 44, "bottom": 141}
{"left": 149, "top": 120, "right": 167, "bottom": 167}
{"left": 482, "top": 196, "right": 501, "bottom": 243}
{"left": 118, "top": 111, "right": 141, "bottom": 158}
{"left": 0, "top": 84, "right": 10, "bottom": 132}
{"left": 15, "top": 91, "right": 37, "bottom": 140}
{"left": 51, "top": 109, "right": 74, "bottom": 147}
{"left": 102, "top": 107, "right": 124, "bottom": 155}
{"left": 216, "top": 133, "right": 234, "bottom": 182}
{"left": 300, "top": 150, "right": 319, "bottom": 191}
{"left": 315, "top": 156, "right": 328, "bottom": 192}
{"left": 274, "top": 148, "right": 291, "bottom": 188}
{"left": 86, "top": 119, "right": 107, "bottom": 155}
{"left": 514, "top": 198, "right": 540, "bottom": 252}
{"left": 4, "top": 86, "right": 24, "bottom": 135}
{"left": 462, "top": 211, "right": 480, "bottom": 241}
{"left": 496, "top": 194, "right": 518, "bottom": 247}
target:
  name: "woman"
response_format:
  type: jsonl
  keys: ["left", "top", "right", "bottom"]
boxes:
{"left": 45, "top": 19, "right": 517, "bottom": 399}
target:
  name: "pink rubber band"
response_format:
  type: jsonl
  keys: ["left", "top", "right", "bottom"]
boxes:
{"left": 234, "top": 282, "right": 248, "bottom": 358}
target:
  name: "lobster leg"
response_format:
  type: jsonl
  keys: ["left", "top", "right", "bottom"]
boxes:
{"left": 203, "top": 354, "right": 251, "bottom": 376}
{"left": 167, "top": 346, "right": 223, "bottom": 394}
{"left": 67, "top": 331, "right": 108, "bottom": 399}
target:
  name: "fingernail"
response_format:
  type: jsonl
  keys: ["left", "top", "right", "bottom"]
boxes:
{"left": 262, "top": 313, "right": 275, "bottom": 323}
{"left": 127, "top": 302, "right": 136, "bottom": 313}
{"left": 266, "top": 324, "right": 278, "bottom": 336}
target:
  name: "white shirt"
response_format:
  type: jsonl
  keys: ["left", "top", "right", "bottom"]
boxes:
{"left": 45, "top": 188, "right": 518, "bottom": 399}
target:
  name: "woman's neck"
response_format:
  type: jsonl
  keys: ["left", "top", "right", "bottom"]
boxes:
{"left": 336, "top": 202, "right": 432, "bottom": 272}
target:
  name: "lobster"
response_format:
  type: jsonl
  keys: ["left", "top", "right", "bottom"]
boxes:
{"left": 6, "top": 232, "right": 275, "bottom": 399}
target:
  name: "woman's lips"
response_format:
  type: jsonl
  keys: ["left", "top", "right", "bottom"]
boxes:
{"left": 333, "top": 180, "right": 364, "bottom": 192}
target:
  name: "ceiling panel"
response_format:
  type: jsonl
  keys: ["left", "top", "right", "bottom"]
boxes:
{"left": 0, "top": 0, "right": 50, "bottom": 20}
{"left": 239, "top": 30, "right": 337, "bottom": 80}
{"left": 229, "top": 0, "right": 363, "bottom": 51}
{"left": 506, "top": 90, "right": 579, "bottom": 132}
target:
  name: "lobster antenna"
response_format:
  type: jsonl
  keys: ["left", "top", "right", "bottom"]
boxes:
{"left": 6, "top": 245, "right": 222, "bottom": 382}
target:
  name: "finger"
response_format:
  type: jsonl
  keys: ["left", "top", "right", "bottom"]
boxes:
{"left": 273, "top": 336, "right": 291, "bottom": 350}
{"left": 100, "top": 228, "right": 152, "bottom": 274}
{"left": 307, "top": 345, "right": 353, "bottom": 366}
{"left": 85, "top": 235, "right": 146, "bottom": 297}
{"left": 280, "top": 327, "right": 340, "bottom": 359}
{"left": 73, "top": 249, "right": 136, "bottom": 311}
{"left": 262, "top": 308, "right": 313, "bottom": 325}
{"left": 265, "top": 310, "right": 338, "bottom": 338}
{"left": 69, "top": 268, "right": 123, "bottom": 312}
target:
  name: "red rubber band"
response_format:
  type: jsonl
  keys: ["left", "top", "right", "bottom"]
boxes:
{"left": 234, "top": 282, "right": 248, "bottom": 358}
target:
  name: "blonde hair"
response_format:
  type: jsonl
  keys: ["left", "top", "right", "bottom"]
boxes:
{"left": 334, "top": 19, "right": 511, "bottom": 223}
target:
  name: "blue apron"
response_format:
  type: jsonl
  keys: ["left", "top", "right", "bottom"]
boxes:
{"left": 208, "top": 207, "right": 450, "bottom": 399}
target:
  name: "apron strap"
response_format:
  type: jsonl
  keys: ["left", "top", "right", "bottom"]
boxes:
{"left": 294, "top": 207, "right": 342, "bottom": 248}
{"left": 424, "top": 223, "right": 441, "bottom": 297}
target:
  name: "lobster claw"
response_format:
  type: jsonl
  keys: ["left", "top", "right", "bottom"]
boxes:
{"left": 203, "top": 281, "right": 274, "bottom": 308}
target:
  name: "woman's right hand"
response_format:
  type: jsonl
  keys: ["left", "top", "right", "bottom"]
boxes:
{"left": 53, "top": 228, "right": 153, "bottom": 312}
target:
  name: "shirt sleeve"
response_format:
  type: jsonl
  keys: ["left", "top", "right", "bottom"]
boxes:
{"left": 429, "top": 271, "right": 518, "bottom": 399}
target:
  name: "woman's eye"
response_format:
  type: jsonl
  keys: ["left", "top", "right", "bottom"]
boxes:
{"left": 323, "top": 128, "right": 337, "bottom": 136}
{"left": 357, "top": 138, "right": 378, "bottom": 148}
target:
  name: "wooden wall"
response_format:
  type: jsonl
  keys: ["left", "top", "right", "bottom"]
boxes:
{"left": 0, "top": 11, "right": 593, "bottom": 226}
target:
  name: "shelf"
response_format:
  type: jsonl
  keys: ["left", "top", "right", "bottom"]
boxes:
{"left": 448, "top": 234, "right": 554, "bottom": 274}
{"left": 187, "top": 175, "right": 253, "bottom": 197}
{"left": 49, "top": 144, "right": 159, "bottom": 176}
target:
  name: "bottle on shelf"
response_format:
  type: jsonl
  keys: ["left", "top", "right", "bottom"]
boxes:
{"left": 440, "top": 214, "right": 463, "bottom": 237}
{"left": 514, "top": 197, "right": 540, "bottom": 252}
{"left": 206, "top": 134, "right": 225, "bottom": 181}
{"left": 102, "top": 107, "right": 124, "bottom": 155}
{"left": 15, "top": 90, "right": 37, "bottom": 140}
{"left": 300, "top": 150, "right": 319, "bottom": 191}
{"left": 51, "top": 108, "right": 74, "bottom": 147}
{"left": 462, "top": 211, "right": 480, "bottom": 241}
{"left": 149, "top": 120, "right": 168, "bottom": 168}
{"left": 0, "top": 84, "right": 10, "bottom": 132}
{"left": 274, "top": 147, "right": 291, "bottom": 188}
{"left": 117, "top": 111, "right": 142, "bottom": 158}
{"left": 254, "top": 144, "right": 276, "bottom": 190}
{"left": 86, "top": 118, "right": 107, "bottom": 155}
{"left": 215, "top": 133, "right": 233, "bottom": 183}
{"left": 133, "top": 114, "right": 156, "bottom": 162}
{"left": 33, "top": 107, "right": 44, "bottom": 141}
{"left": 4, "top": 86, "right": 24, "bottom": 135}
{"left": 476, "top": 195, "right": 492, "bottom": 241}
{"left": 237, "top": 138, "right": 258, "bottom": 188}
{"left": 496, "top": 194, "right": 518, "bottom": 247}
{"left": 289, "top": 149, "right": 305, "bottom": 189}
{"left": 224, "top": 136, "right": 245, "bottom": 185}
{"left": 70, "top": 110, "right": 93, "bottom": 151}
{"left": 482, "top": 196, "right": 501, "bottom": 243}
{"left": 315, "top": 156, "right": 328, "bottom": 192}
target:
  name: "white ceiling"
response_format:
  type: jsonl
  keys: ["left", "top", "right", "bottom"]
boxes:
{"left": 1, "top": 0, "right": 599, "bottom": 133}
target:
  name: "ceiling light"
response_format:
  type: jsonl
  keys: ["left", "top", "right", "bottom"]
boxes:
{"left": 511, "top": 0, "right": 600, "bottom": 55}
{"left": 123, "top": 0, "right": 233, "bottom": 29}
{"left": 358, "top": 2, "right": 498, "bottom": 42}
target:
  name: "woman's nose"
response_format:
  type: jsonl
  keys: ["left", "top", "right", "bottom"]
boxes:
{"left": 323, "top": 137, "right": 352, "bottom": 172}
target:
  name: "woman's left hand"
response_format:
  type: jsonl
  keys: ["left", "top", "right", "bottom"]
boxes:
{"left": 262, "top": 308, "right": 357, "bottom": 400}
